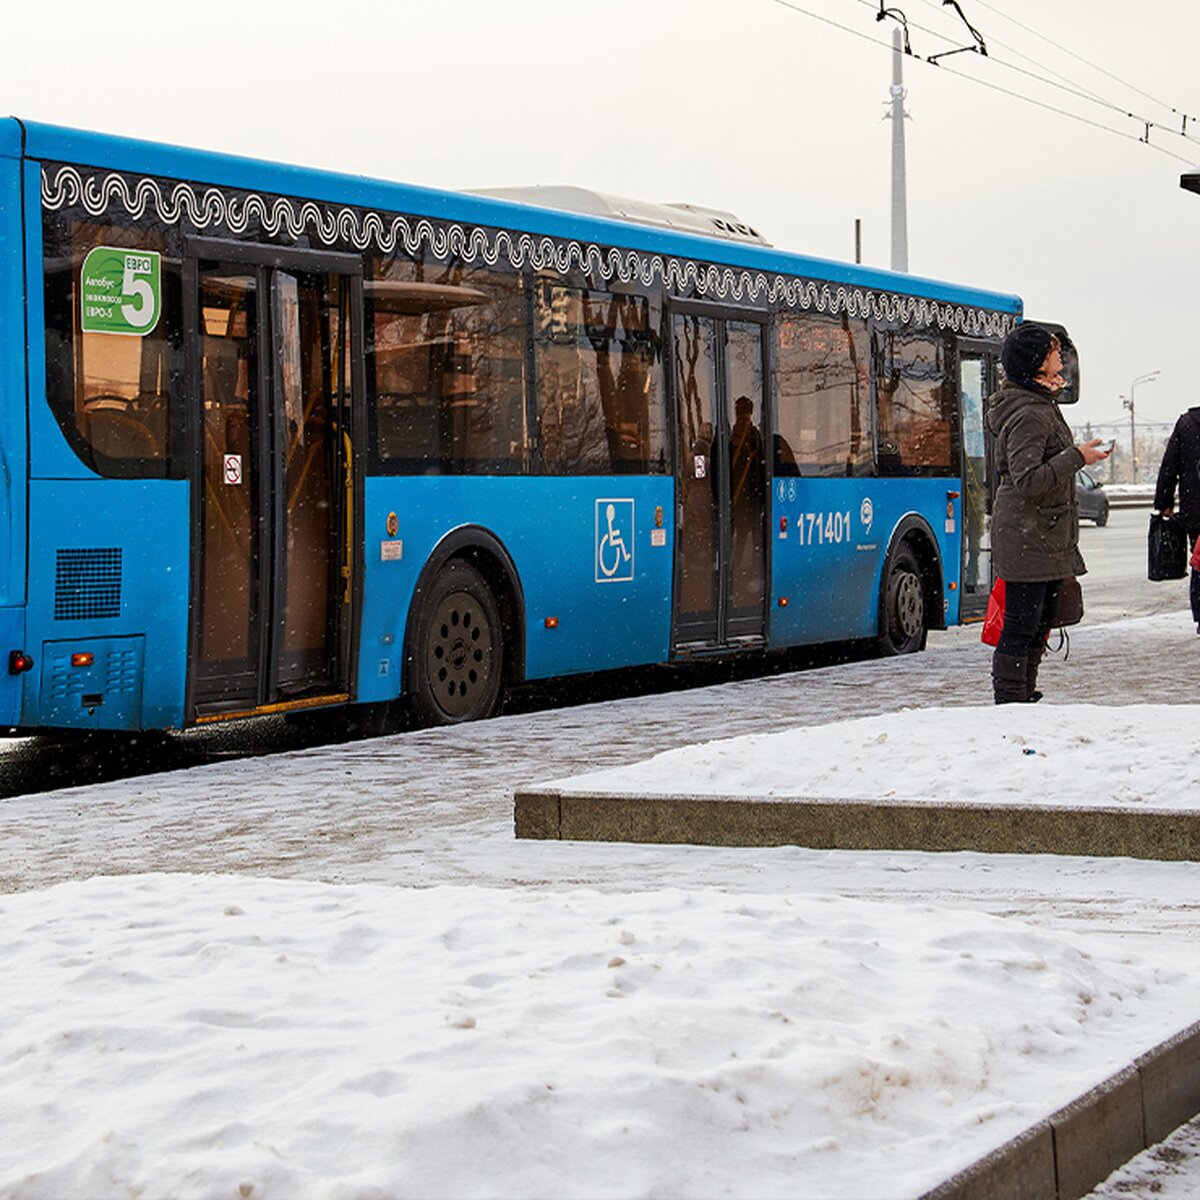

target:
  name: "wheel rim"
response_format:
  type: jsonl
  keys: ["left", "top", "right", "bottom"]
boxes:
{"left": 425, "top": 589, "right": 496, "bottom": 719}
{"left": 890, "top": 569, "right": 924, "bottom": 642}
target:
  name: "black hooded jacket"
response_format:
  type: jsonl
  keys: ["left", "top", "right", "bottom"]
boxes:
{"left": 1154, "top": 407, "right": 1200, "bottom": 531}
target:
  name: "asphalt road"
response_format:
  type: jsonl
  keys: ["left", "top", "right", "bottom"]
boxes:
{"left": 1077, "top": 502, "right": 1185, "bottom": 623}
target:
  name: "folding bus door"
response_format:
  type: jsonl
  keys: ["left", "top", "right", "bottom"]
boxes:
{"left": 671, "top": 310, "right": 769, "bottom": 651}
{"left": 958, "top": 347, "right": 996, "bottom": 619}
{"left": 185, "top": 240, "right": 361, "bottom": 721}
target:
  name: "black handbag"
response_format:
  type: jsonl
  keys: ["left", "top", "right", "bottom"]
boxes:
{"left": 1053, "top": 576, "right": 1083, "bottom": 626}
{"left": 1149, "top": 512, "right": 1188, "bottom": 581}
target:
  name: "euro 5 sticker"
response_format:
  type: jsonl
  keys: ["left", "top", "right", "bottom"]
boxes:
{"left": 81, "top": 247, "right": 161, "bottom": 335}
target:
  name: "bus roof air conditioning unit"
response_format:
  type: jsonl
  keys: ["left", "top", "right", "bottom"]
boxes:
{"left": 468, "top": 186, "right": 772, "bottom": 246}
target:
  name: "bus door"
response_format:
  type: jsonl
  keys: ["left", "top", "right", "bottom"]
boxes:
{"left": 670, "top": 310, "right": 769, "bottom": 650}
{"left": 958, "top": 345, "right": 996, "bottom": 619}
{"left": 184, "top": 239, "right": 362, "bottom": 720}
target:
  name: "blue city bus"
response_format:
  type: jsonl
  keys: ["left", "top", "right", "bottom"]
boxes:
{"left": 0, "top": 118, "right": 1027, "bottom": 732}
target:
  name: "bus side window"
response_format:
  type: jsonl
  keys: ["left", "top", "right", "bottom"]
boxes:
{"left": 42, "top": 215, "right": 179, "bottom": 478}
{"left": 873, "top": 328, "right": 955, "bottom": 476}
{"left": 366, "top": 255, "right": 528, "bottom": 474}
{"left": 533, "top": 279, "right": 667, "bottom": 476}
{"left": 774, "top": 312, "right": 871, "bottom": 478}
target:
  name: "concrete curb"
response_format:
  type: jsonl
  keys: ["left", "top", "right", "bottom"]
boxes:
{"left": 922, "top": 1021, "right": 1200, "bottom": 1200}
{"left": 513, "top": 788, "right": 1200, "bottom": 860}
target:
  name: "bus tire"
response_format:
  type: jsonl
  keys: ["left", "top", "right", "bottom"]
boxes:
{"left": 409, "top": 559, "right": 505, "bottom": 726}
{"left": 878, "top": 544, "right": 927, "bottom": 656}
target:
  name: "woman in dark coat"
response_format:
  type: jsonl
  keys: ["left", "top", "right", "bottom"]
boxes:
{"left": 1153, "top": 407, "right": 1200, "bottom": 632}
{"left": 986, "top": 324, "right": 1111, "bottom": 703}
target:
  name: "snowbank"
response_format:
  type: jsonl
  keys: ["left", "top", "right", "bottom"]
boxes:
{"left": 0, "top": 873, "right": 1192, "bottom": 1200}
{"left": 550, "top": 704, "right": 1200, "bottom": 810}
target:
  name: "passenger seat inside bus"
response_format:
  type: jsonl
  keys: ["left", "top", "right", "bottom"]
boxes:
{"left": 82, "top": 395, "right": 162, "bottom": 460}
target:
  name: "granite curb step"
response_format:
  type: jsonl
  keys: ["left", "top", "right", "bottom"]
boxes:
{"left": 922, "top": 1019, "right": 1200, "bottom": 1200}
{"left": 513, "top": 789, "right": 1200, "bottom": 860}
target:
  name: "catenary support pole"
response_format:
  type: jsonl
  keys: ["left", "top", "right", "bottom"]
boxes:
{"left": 888, "top": 28, "right": 910, "bottom": 273}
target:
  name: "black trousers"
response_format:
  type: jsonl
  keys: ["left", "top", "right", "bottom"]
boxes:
{"left": 997, "top": 579, "right": 1061, "bottom": 657}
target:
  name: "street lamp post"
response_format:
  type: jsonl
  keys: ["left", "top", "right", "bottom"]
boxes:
{"left": 1123, "top": 370, "right": 1160, "bottom": 484}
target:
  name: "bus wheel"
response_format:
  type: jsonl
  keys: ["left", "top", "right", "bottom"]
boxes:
{"left": 878, "top": 545, "right": 927, "bottom": 656}
{"left": 410, "top": 560, "right": 504, "bottom": 725}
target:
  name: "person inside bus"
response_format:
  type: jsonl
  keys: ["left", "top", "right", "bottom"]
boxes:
{"left": 986, "top": 323, "right": 1110, "bottom": 703}
{"left": 730, "top": 396, "right": 763, "bottom": 504}
{"left": 730, "top": 396, "right": 765, "bottom": 596}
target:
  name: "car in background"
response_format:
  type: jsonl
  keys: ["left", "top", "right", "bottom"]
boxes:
{"left": 1076, "top": 469, "right": 1110, "bottom": 526}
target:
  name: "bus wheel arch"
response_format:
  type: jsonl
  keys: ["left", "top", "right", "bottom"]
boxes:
{"left": 403, "top": 527, "right": 525, "bottom": 724}
{"left": 877, "top": 518, "right": 944, "bottom": 656}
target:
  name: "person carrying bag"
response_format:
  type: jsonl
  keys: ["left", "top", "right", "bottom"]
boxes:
{"left": 1148, "top": 512, "right": 1188, "bottom": 582}
{"left": 981, "top": 575, "right": 1082, "bottom": 653}
{"left": 1153, "top": 406, "right": 1200, "bottom": 628}
{"left": 985, "top": 323, "right": 1110, "bottom": 703}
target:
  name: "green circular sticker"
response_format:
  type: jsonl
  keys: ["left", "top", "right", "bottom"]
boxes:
{"left": 80, "top": 246, "right": 161, "bottom": 336}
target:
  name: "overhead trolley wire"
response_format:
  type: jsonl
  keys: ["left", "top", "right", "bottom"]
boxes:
{"left": 933, "top": 60, "right": 1195, "bottom": 163}
{"left": 767, "top": 0, "right": 1198, "bottom": 165}
{"left": 909, "top": 0, "right": 1113, "bottom": 108}
{"left": 863, "top": 0, "right": 1200, "bottom": 154}
{"left": 906, "top": 0, "right": 1185, "bottom": 127}
{"left": 919, "top": 0, "right": 1200, "bottom": 149}
{"left": 970, "top": 0, "right": 1197, "bottom": 134}
{"left": 770, "top": 0, "right": 901, "bottom": 51}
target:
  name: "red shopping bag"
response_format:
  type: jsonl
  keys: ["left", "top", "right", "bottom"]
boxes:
{"left": 981, "top": 578, "right": 1005, "bottom": 646}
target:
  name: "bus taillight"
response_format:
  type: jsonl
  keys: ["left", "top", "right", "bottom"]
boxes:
{"left": 8, "top": 651, "right": 34, "bottom": 674}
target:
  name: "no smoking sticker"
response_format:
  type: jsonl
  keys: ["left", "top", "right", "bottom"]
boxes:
{"left": 223, "top": 454, "right": 243, "bottom": 485}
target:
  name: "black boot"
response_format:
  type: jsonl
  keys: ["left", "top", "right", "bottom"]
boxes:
{"left": 1025, "top": 652, "right": 1044, "bottom": 703}
{"left": 992, "top": 651, "right": 1029, "bottom": 705}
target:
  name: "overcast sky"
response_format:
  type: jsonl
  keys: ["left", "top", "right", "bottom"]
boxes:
{"left": 4, "top": 0, "right": 1198, "bottom": 441}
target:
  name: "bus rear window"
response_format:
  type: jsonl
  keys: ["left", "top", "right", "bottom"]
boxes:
{"left": 43, "top": 218, "right": 181, "bottom": 477}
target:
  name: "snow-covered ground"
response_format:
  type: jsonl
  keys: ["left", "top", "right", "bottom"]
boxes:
{"left": 2, "top": 870, "right": 1196, "bottom": 1200}
{"left": 5, "top": 609, "right": 1200, "bottom": 1198}
{"left": 550, "top": 703, "right": 1200, "bottom": 810}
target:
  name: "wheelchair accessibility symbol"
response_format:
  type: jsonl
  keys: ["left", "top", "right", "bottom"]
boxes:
{"left": 595, "top": 498, "right": 635, "bottom": 583}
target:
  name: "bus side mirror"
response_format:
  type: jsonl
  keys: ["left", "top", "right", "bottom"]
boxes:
{"left": 1029, "top": 319, "right": 1081, "bottom": 404}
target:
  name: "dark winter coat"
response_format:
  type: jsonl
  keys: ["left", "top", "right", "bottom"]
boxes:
{"left": 1153, "top": 407, "right": 1200, "bottom": 531}
{"left": 986, "top": 382, "right": 1086, "bottom": 582}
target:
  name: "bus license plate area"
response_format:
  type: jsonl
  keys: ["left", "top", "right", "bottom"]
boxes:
{"left": 39, "top": 636, "right": 145, "bottom": 729}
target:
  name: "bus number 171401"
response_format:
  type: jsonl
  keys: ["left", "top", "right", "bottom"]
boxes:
{"left": 795, "top": 511, "right": 852, "bottom": 546}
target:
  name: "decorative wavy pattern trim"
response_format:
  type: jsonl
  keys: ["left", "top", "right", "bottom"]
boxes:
{"left": 42, "top": 165, "right": 1015, "bottom": 337}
